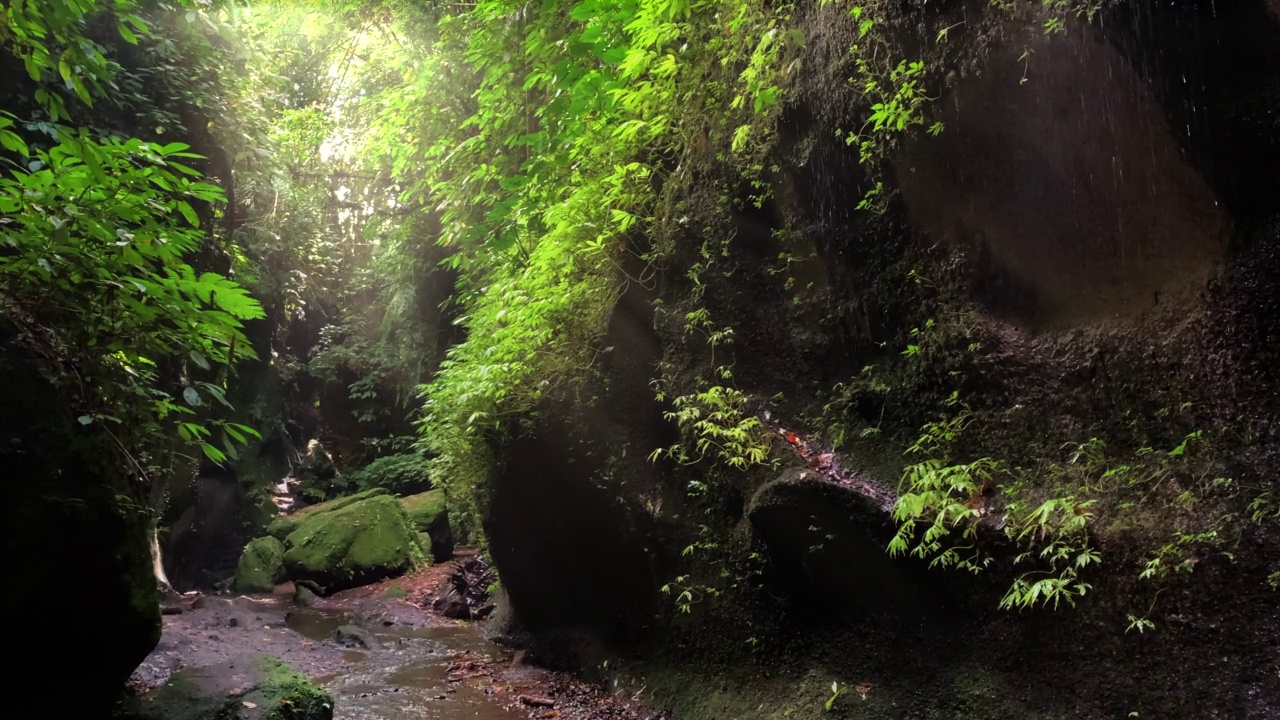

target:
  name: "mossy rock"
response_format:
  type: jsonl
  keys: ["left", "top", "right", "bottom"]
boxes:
{"left": 267, "top": 487, "right": 389, "bottom": 540}
{"left": 234, "top": 536, "right": 287, "bottom": 593}
{"left": 125, "top": 653, "right": 333, "bottom": 720}
{"left": 282, "top": 494, "right": 424, "bottom": 593}
{"left": 401, "top": 489, "right": 454, "bottom": 561}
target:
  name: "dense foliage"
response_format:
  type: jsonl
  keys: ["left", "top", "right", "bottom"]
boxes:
{"left": 8, "top": 1, "right": 1270, "bottom": 644}
{"left": 1, "top": 1, "right": 264, "bottom": 487}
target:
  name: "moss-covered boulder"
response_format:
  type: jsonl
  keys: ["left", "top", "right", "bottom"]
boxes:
{"left": 266, "top": 487, "right": 388, "bottom": 540}
{"left": 282, "top": 494, "right": 423, "bottom": 593}
{"left": 126, "top": 653, "right": 333, "bottom": 720}
{"left": 234, "top": 536, "right": 287, "bottom": 593}
{"left": 401, "top": 489, "right": 454, "bottom": 561}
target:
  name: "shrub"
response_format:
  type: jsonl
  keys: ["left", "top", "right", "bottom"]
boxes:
{"left": 343, "top": 453, "right": 433, "bottom": 496}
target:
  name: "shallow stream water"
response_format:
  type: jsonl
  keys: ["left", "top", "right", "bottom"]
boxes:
{"left": 285, "top": 607, "right": 530, "bottom": 720}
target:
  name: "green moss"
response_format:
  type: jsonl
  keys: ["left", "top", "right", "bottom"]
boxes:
{"left": 282, "top": 494, "right": 423, "bottom": 592}
{"left": 401, "top": 489, "right": 452, "bottom": 561}
{"left": 402, "top": 489, "right": 446, "bottom": 530}
{"left": 251, "top": 655, "right": 334, "bottom": 720}
{"left": 234, "top": 536, "right": 287, "bottom": 593}
{"left": 267, "top": 487, "right": 388, "bottom": 540}
{"left": 125, "top": 653, "right": 333, "bottom": 720}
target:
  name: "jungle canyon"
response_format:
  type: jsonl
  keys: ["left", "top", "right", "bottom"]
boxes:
{"left": 3, "top": 0, "right": 1280, "bottom": 718}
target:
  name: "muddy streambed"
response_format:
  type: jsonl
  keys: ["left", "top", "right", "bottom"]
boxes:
{"left": 133, "top": 591, "right": 547, "bottom": 720}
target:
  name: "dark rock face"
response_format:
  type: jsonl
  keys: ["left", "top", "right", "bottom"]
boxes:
{"left": 479, "top": 3, "right": 1280, "bottom": 718}
{"left": 747, "top": 470, "right": 939, "bottom": 618}
{"left": 484, "top": 439, "right": 653, "bottom": 638}
{"left": 1101, "top": 0, "right": 1280, "bottom": 224}
{"left": 484, "top": 284, "right": 671, "bottom": 647}
{"left": 899, "top": 24, "right": 1226, "bottom": 330}
{"left": 165, "top": 470, "right": 244, "bottom": 591}
{"left": 0, "top": 337, "right": 160, "bottom": 714}
{"left": 125, "top": 653, "right": 334, "bottom": 720}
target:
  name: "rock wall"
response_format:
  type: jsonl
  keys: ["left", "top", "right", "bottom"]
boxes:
{"left": 483, "top": 0, "right": 1280, "bottom": 717}
{"left": 484, "top": 284, "right": 674, "bottom": 653}
{"left": 0, "top": 333, "right": 160, "bottom": 714}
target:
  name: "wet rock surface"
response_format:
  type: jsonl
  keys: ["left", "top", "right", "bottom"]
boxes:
{"left": 332, "top": 624, "right": 379, "bottom": 649}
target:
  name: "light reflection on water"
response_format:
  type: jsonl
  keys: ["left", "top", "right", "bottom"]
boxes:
{"left": 286, "top": 608, "right": 527, "bottom": 720}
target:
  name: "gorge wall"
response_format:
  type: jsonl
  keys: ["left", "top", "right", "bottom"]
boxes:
{"left": 480, "top": 1, "right": 1280, "bottom": 717}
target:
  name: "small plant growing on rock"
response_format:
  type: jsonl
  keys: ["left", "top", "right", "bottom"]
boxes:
{"left": 888, "top": 394, "right": 1001, "bottom": 574}
{"left": 999, "top": 495, "right": 1099, "bottom": 610}
{"left": 653, "top": 379, "right": 773, "bottom": 474}
{"left": 825, "top": 681, "right": 844, "bottom": 711}
{"left": 889, "top": 395, "right": 1102, "bottom": 610}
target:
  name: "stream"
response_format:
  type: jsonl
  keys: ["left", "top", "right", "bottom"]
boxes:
{"left": 135, "top": 586, "right": 554, "bottom": 720}
{"left": 286, "top": 606, "right": 530, "bottom": 720}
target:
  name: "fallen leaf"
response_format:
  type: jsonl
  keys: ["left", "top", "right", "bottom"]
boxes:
{"left": 242, "top": 701, "right": 257, "bottom": 708}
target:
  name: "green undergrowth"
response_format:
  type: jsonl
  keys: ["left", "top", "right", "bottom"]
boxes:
{"left": 340, "top": 453, "right": 434, "bottom": 497}
{"left": 392, "top": 0, "right": 806, "bottom": 539}
{"left": 886, "top": 391, "right": 1257, "bottom": 628}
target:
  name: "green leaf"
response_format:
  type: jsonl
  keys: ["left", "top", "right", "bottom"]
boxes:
{"left": 223, "top": 423, "right": 247, "bottom": 444}
{"left": 182, "top": 386, "right": 202, "bottom": 407}
{"left": 118, "top": 21, "right": 139, "bottom": 45}
{"left": 176, "top": 201, "right": 199, "bottom": 227}
{"left": 0, "top": 130, "right": 30, "bottom": 158}
{"left": 198, "top": 382, "right": 232, "bottom": 409}
{"left": 77, "top": 415, "right": 94, "bottom": 425}
{"left": 201, "top": 442, "right": 227, "bottom": 464}
{"left": 189, "top": 351, "right": 211, "bottom": 370}
{"left": 194, "top": 272, "right": 266, "bottom": 320}
{"left": 228, "top": 423, "right": 262, "bottom": 440}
